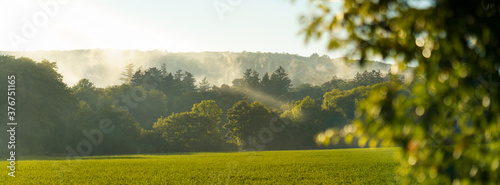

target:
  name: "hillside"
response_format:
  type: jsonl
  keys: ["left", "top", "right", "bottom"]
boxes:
{"left": 0, "top": 50, "right": 393, "bottom": 87}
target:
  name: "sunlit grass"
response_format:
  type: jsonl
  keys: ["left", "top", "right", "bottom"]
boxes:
{"left": 2, "top": 148, "right": 399, "bottom": 184}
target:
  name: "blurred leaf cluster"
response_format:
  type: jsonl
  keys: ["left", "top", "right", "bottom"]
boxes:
{"left": 303, "top": 0, "right": 500, "bottom": 183}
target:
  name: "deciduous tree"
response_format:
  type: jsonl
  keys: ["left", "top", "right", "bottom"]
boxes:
{"left": 303, "top": 0, "right": 500, "bottom": 183}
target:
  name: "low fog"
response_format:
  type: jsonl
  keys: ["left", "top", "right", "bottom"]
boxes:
{"left": 0, "top": 50, "right": 393, "bottom": 87}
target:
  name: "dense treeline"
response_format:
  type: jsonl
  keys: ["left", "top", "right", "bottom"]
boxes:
{"left": 0, "top": 55, "right": 402, "bottom": 155}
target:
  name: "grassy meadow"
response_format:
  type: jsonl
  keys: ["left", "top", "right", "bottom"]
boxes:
{"left": 2, "top": 148, "right": 399, "bottom": 184}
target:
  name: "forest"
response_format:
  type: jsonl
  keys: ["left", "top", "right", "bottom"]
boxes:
{"left": 0, "top": 54, "right": 403, "bottom": 155}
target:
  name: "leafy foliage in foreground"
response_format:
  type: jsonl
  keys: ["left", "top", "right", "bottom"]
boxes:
{"left": 303, "top": 0, "right": 500, "bottom": 183}
{"left": 1, "top": 148, "right": 398, "bottom": 184}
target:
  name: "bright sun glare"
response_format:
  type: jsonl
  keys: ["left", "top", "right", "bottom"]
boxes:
{"left": 0, "top": 0, "right": 341, "bottom": 57}
{"left": 1, "top": 0, "right": 204, "bottom": 52}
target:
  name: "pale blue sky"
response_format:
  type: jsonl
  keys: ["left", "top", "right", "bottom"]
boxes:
{"left": 0, "top": 0, "right": 344, "bottom": 57}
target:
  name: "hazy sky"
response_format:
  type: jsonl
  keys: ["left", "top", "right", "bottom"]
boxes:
{"left": 0, "top": 0, "right": 343, "bottom": 57}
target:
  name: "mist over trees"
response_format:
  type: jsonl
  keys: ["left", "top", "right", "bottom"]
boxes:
{"left": 0, "top": 54, "right": 401, "bottom": 156}
{"left": 0, "top": 50, "right": 395, "bottom": 87}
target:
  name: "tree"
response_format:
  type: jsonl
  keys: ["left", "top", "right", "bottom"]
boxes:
{"left": 242, "top": 69, "right": 260, "bottom": 89}
{"left": 198, "top": 77, "right": 211, "bottom": 92}
{"left": 291, "top": 83, "right": 324, "bottom": 100}
{"left": 174, "top": 69, "right": 184, "bottom": 82}
{"left": 72, "top": 78, "right": 100, "bottom": 110}
{"left": 0, "top": 56, "right": 78, "bottom": 155}
{"left": 73, "top": 78, "right": 96, "bottom": 91}
{"left": 153, "top": 100, "right": 226, "bottom": 152}
{"left": 191, "top": 100, "right": 223, "bottom": 122}
{"left": 120, "top": 63, "right": 135, "bottom": 84}
{"left": 261, "top": 72, "right": 271, "bottom": 92}
{"left": 321, "top": 75, "right": 346, "bottom": 91}
{"left": 182, "top": 71, "right": 197, "bottom": 92}
{"left": 130, "top": 69, "right": 144, "bottom": 87}
{"left": 103, "top": 85, "right": 168, "bottom": 130}
{"left": 132, "top": 89, "right": 169, "bottom": 130}
{"left": 64, "top": 101, "right": 99, "bottom": 148}
{"left": 142, "top": 67, "right": 163, "bottom": 90}
{"left": 269, "top": 66, "right": 292, "bottom": 97}
{"left": 160, "top": 63, "right": 167, "bottom": 76}
{"left": 353, "top": 70, "right": 385, "bottom": 87}
{"left": 304, "top": 0, "right": 500, "bottom": 183}
{"left": 95, "top": 106, "right": 141, "bottom": 155}
{"left": 280, "top": 96, "right": 342, "bottom": 149}
{"left": 322, "top": 85, "right": 374, "bottom": 120}
{"left": 224, "top": 101, "right": 275, "bottom": 150}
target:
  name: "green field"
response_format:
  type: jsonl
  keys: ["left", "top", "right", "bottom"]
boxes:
{"left": 2, "top": 148, "right": 399, "bottom": 184}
